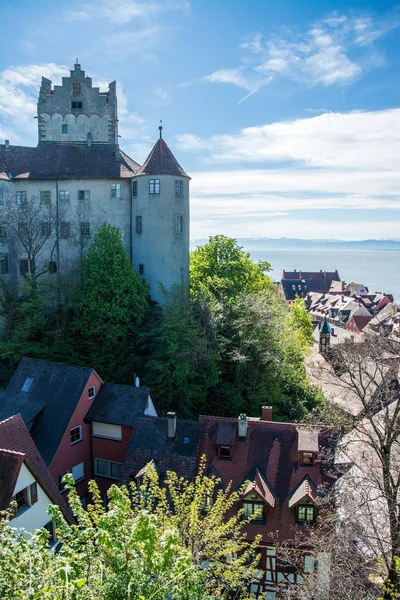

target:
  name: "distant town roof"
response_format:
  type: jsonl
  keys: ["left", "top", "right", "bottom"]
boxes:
{"left": 136, "top": 138, "right": 189, "bottom": 178}
{"left": 0, "top": 142, "right": 140, "bottom": 180}
{"left": 281, "top": 278, "right": 316, "bottom": 301}
{"left": 282, "top": 270, "right": 340, "bottom": 293}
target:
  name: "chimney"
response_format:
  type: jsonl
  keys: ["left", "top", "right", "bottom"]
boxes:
{"left": 167, "top": 412, "right": 176, "bottom": 439}
{"left": 4, "top": 140, "right": 9, "bottom": 151}
{"left": 87, "top": 132, "right": 92, "bottom": 147}
{"left": 238, "top": 413, "right": 248, "bottom": 440}
{"left": 261, "top": 406, "right": 273, "bottom": 421}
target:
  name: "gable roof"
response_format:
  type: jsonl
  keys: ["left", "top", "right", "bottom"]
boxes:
{"left": 0, "top": 414, "right": 72, "bottom": 521}
{"left": 288, "top": 476, "right": 317, "bottom": 507}
{"left": 136, "top": 138, "right": 189, "bottom": 177}
{"left": 120, "top": 416, "right": 202, "bottom": 484}
{"left": 0, "top": 357, "right": 94, "bottom": 465}
{"left": 0, "top": 142, "right": 140, "bottom": 180}
{"left": 85, "top": 383, "right": 154, "bottom": 426}
{"left": 199, "top": 415, "right": 333, "bottom": 543}
{"left": 0, "top": 448, "right": 24, "bottom": 511}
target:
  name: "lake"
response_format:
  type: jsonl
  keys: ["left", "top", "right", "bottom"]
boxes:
{"left": 244, "top": 248, "right": 400, "bottom": 303}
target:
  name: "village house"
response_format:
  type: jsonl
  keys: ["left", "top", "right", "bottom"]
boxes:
{"left": 0, "top": 357, "right": 157, "bottom": 504}
{"left": 0, "top": 414, "right": 72, "bottom": 540}
{"left": 198, "top": 408, "right": 334, "bottom": 598}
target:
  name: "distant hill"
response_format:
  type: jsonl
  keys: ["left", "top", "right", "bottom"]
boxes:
{"left": 191, "top": 238, "right": 400, "bottom": 251}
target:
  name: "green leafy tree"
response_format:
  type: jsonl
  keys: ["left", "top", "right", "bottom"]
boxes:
{"left": 288, "top": 297, "right": 314, "bottom": 348}
{"left": 190, "top": 235, "right": 272, "bottom": 303}
{"left": 0, "top": 465, "right": 261, "bottom": 600}
{"left": 73, "top": 223, "right": 149, "bottom": 381}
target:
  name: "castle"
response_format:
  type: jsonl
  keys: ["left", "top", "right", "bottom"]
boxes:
{"left": 0, "top": 62, "right": 190, "bottom": 304}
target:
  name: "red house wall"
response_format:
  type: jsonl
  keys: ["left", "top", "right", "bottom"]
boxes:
{"left": 91, "top": 424, "right": 133, "bottom": 496}
{"left": 48, "top": 371, "right": 103, "bottom": 501}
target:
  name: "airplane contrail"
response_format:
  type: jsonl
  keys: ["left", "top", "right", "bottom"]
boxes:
{"left": 237, "top": 77, "right": 273, "bottom": 104}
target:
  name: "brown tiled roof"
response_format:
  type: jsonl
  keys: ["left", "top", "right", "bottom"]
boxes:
{"left": 0, "top": 142, "right": 140, "bottom": 180}
{"left": 282, "top": 270, "right": 340, "bottom": 293}
{"left": 288, "top": 476, "right": 317, "bottom": 508}
{"left": 199, "top": 415, "right": 334, "bottom": 543}
{"left": 242, "top": 468, "right": 276, "bottom": 507}
{"left": 0, "top": 414, "right": 72, "bottom": 522}
{"left": 136, "top": 138, "right": 189, "bottom": 177}
{"left": 216, "top": 421, "right": 237, "bottom": 446}
{"left": 120, "top": 416, "right": 202, "bottom": 484}
{"left": 0, "top": 448, "right": 24, "bottom": 510}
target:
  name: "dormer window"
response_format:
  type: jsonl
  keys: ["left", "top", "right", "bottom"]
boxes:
{"left": 302, "top": 452, "right": 314, "bottom": 465}
{"left": 242, "top": 492, "right": 266, "bottom": 524}
{"left": 21, "top": 377, "right": 34, "bottom": 392}
{"left": 218, "top": 445, "right": 232, "bottom": 460}
{"left": 296, "top": 504, "right": 316, "bottom": 526}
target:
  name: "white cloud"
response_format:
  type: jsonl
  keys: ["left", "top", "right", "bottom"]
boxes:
{"left": 203, "top": 10, "right": 399, "bottom": 91}
{"left": 68, "top": 0, "right": 189, "bottom": 25}
{"left": 0, "top": 63, "right": 69, "bottom": 144}
{"left": 180, "top": 107, "right": 400, "bottom": 240}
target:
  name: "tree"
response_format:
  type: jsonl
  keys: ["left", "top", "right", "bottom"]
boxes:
{"left": 0, "top": 466, "right": 261, "bottom": 600}
{"left": 307, "top": 334, "right": 400, "bottom": 599}
{"left": 190, "top": 235, "right": 272, "bottom": 303}
{"left": 143, "top": 291, "right": 219, "bottom": 417}
{"left": 73, "top": 223, "right": 149, "bottom": 381}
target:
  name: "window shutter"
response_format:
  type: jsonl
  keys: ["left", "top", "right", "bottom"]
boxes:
{"left": 30, "top": 482, "right": 38, "bottom": 504}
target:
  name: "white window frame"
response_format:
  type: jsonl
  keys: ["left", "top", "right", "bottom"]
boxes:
{"left": 78, "top": 190, "right": 90, "bottom": 201}
{"left": 40, "top": 190, "right": 51, "bottom": 206}
{"left": 111, "top": 183, "right": 121, "bottom": 198}
{"left": 176, "top": 215, "right": 183, "bottom": 234}
{"left": 95, "top": 459, "right": 122, "bottom": 480}
{"left": 88, "top": 385, "right": 96, "bottom": 399}
{"left": 16, "top": 191, "right": 27, "bottom": 206}
{"left": 72, "top": 462, "right": 85, "bottom": 484}
{"left": 70, "top": 425, "right": 83, "bottom": 445}
{"left": 59, "top": 190, "right": 70, "bottom": 202}
{"left": 149, "top": 179, "right": 160, "bottom": 194}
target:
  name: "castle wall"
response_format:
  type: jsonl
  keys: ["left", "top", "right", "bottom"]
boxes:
{"left": 132, "top": 174, "right": 190, "bottom": 303}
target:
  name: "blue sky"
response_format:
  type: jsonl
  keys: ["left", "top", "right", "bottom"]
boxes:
{"left": 0, "top": 0, "right": 400, "bottom": 240}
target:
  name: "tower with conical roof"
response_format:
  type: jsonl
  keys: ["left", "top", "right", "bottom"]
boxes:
{"left": 319, "top": 318, "right": 331, "bottom": 353}
{"left": 131, "top": 126, "right": 190, "bottom": 303}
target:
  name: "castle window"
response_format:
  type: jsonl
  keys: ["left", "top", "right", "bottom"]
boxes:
{"left": 136, "top": 216, "right": 142, "bottom": 234}
{"left": 80, "top": 222, "right": 90, "bottom": 237}
{"left": 176, "top": 215, "right": 183, "bottom": 234}
{"left": 59, "top": 190, "right": 70, "bottom": 202}
{"left": 62, "top": 124, "right": 68, "bottom": 134}
{"left": 175, "top": 180, "right": 183, "bottom": 197}
{"left": 132, "top": 181, "right": 138, "bottom": 196}
{"left": 0, "top": 255, "right": 9, "bottom": 275}
{"left": 149, "top": 179, "right": 160, "bottom": 194}
{"left": 48, "top": 261, "right": 57, "bottom": 274}
{"left": 139, "top": 264, "right": 144, "bottom": 275}
{"left": 71, "top": 101, "right": 83, "bottom": 110}
{"left": 19, "top": 259, "right": 28, "bottom": 275}
{"left": 0, "top": 225, "right": 6, "bottom": 237}
{"left": 40, "top": 191, "right": 51, "bottom": 207}
{"left": 111, "top": 183, "right": 121, "bottom": 198}
{"left": 41, "top": 222, "right": 51, "bottom": 237}
{"left": 18, "top": 222, "right": 28, "bottom": 237}
{"left": 73, "top": 83, "right": 81, "bottom": 95}
{"left": 78, "top": 190, "right": 90, "bottom": 201}
{"left": 60, "top": 222, "right": 70, "bottom": 238}
{"left": 16, "top": 191, "right": 27, "bottom": 206}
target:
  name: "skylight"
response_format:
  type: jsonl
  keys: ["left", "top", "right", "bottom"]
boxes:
{"left": 21, "top": 377, "right": 34, "bottom": 392}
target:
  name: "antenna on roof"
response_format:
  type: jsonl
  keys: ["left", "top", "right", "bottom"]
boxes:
{"left": 159, "top": 119, "right": 163, "bottom": 139}
{"left": 75, "top": 58, "right": 79, "bottom": 65}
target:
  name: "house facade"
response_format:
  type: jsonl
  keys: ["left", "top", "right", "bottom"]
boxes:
{"left": 0, "top": 62, "right": 190, "bottom": 304}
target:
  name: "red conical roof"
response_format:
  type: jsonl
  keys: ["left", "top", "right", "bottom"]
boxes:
{"left": 136, "top": 138, "right": 189, "bottom": 177}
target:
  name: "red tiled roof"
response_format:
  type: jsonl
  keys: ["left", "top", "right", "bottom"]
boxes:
{"left": 288, "top": 476, "right": 317, "bottom": 508}
{"left": 0, "top": 448, "right": 24, "bottom": 510}
{"left": 242, "top": 469, "right": 275, "bottom": 507}
{"left": 136, "top": 138, "right": 189, "bottom": 177}
{"left": 199, "top": 415, "right": 333, "bottom": 543}
{"left": 0, "top": 414, "right": 72, "bottom": 522}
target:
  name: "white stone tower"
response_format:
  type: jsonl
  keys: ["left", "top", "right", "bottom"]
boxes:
{"left": 37, "top": 62, "right": 118, "bottom": 144}
{"left": 132, "top": 126, "right": 190, "bottom": 304}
